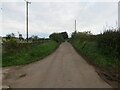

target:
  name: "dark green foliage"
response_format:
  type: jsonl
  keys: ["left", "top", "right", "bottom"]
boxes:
{"left": 2, "top": 33, "right": 59, "bottom": 67}
{"left": 6, "top": 34, "right": 11, "bottom": 40}
{"left": 97, "top": 30, "right": 120, "bottom": 59}
{"left": 71, "top": 31, "right": 95, "bottom": 41}
{"left": 60, "top": 32, "right": 68, "bottom": 39}
{"left": 2, "top": 41, "right": 58, "bottom": 67}
{"left": 19, "top": 33, "right": 24, "bottom": 40}
{"left": 49, "top": 33, "right": 63, "bottom": 42}
{"left": 6, "top": 33, "right": 15, "bottom": 40}
{"left": 70, "top": 29, "right": 120, "bottom": 67}
{"left": 71, "top": 40, "right": 118, "bottom": 67}
{"left": 49, "top": 32, "right": 68, "bottom": 42}
{"left": 29, "top": 35, "right": 39, "bottom": 43}
{"left": 3, "top": 38, "right": 18, "bottom": 52}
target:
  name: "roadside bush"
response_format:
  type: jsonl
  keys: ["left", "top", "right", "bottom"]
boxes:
{"left": 19, "top": 33, "right": 24, "bottom": 41}
{"left": 60, "top": 32, "right": 68, "bottom": 39}
{"left": 71, "top": 31, "right": 95, "bottom": 41}
{"left": 3, "top": 38, "right": 18, "bottom": 52}
{"left": 97, "top": 29, "right": 120, "bottom": 59}
{"left": 6, "top": 33, "right": 15, "bottom": 40}
{"left": 49, "top": 32, "right": 68, "bottom": 42}
{"left": 71, "top": 29, "right": 120, "bottom": 60}
{"left": 2, "top": 41, "right": 58, "bottom": 67}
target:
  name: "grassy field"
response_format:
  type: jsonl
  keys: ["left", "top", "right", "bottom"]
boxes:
{"left": 2, "top": 41, "right": 59, "bottom": 67}
{"left": 70, "top": 40, "right": 119, "bottom": 67}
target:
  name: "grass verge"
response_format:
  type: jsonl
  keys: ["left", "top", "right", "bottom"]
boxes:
{"left": 2, "top": 41, "right": 59, "bottom": 67}
{"left": 70, "top": 40, "right": 119, "bottom": 67}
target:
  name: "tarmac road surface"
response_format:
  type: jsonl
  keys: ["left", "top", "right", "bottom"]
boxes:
{"left": 2, "top": 42, "right": 111, "bottom": 88}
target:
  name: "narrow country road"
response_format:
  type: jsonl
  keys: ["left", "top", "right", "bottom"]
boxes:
{"left": 2, "top": 42, "right": 111, "bottom": 88}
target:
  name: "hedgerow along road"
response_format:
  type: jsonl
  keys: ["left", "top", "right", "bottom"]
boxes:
{"left": 2, "top": 42, "right": 111, "bottom": 88}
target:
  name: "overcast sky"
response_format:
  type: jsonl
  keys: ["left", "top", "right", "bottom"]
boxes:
{"left": 1, "top": 0, "right": 119, "bottom": 38}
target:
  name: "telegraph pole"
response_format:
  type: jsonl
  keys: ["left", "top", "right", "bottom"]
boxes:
{"left": 75, "top": 20, "right": 77, "bottom": 33}
{"left": 25, "top": 0, "right": 31, "bottom": 42}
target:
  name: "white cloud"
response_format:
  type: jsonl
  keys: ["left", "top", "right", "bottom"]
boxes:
{"left": 2, "top": 17, "right": 25, "bottom": 36}
{"left": 1, "top": 1, "right": 118, "bottom": 38}
{"left": 1, "top": 0, "right": 119, "bottom": 2}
